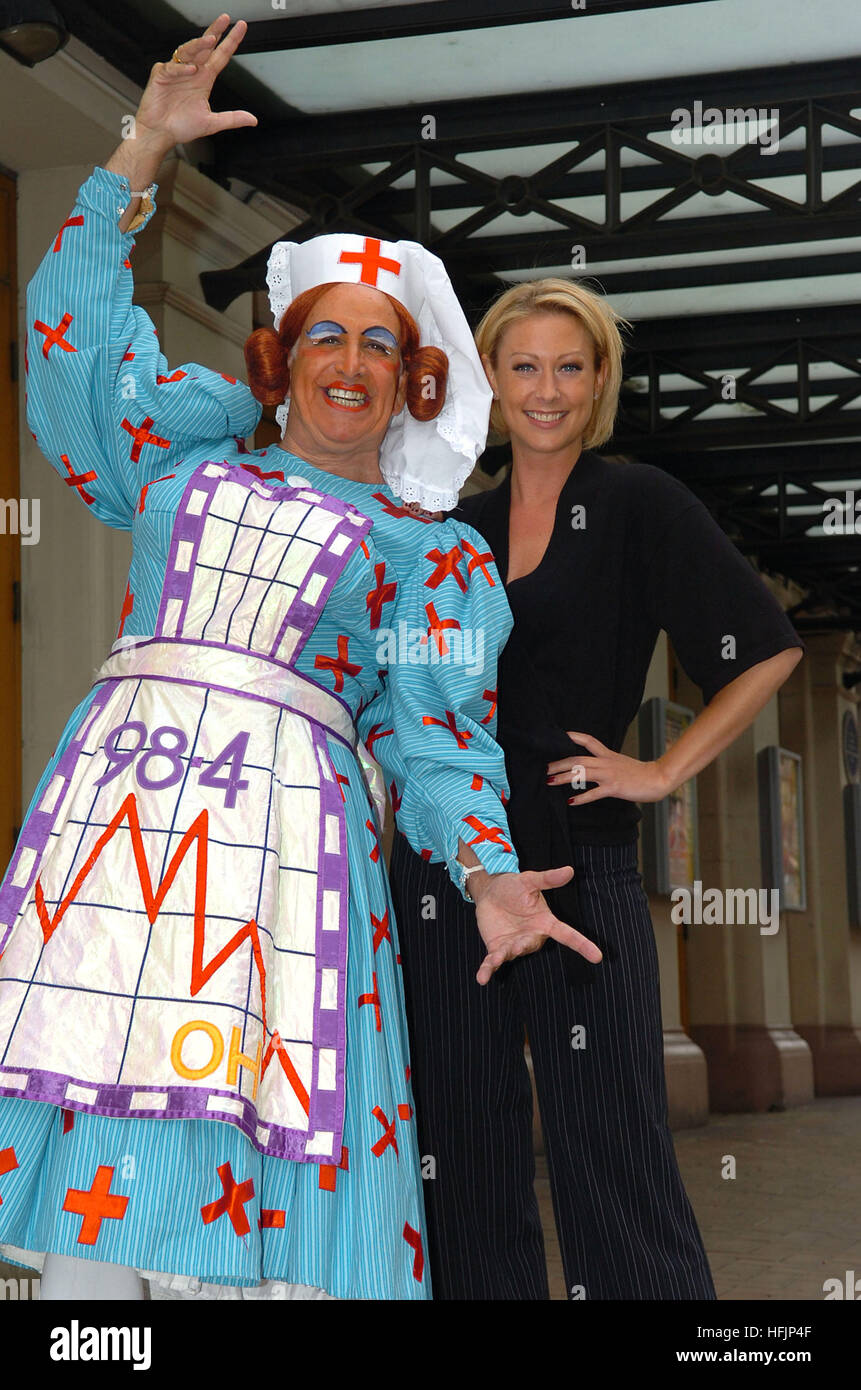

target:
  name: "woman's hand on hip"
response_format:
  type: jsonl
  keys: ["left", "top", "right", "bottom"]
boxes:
{"left": 547, "top": 730, "right": 670, "bottom": 806}
{"left": 135, "top": 13, "right": 257, "bottom": 151}
{"left": 472, "top": 867, "right": 602, "bottom": 985}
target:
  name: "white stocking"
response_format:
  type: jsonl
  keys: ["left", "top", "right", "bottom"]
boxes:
{"left": 41, "top": 1252, "right": 144, "bottom": 1301}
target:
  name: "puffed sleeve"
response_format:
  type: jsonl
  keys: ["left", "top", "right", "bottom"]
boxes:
{"left": 646, "top": 493, "right": 803, "bottom": 703}
{"left": 336, "top": 519, "right": 520, "bottom": 896}
{"left": 25, "top": 166, "right": 261, "bottom": 530}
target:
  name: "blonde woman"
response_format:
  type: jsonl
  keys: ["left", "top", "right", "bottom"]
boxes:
{"left": 390, "top": 279, "right": 803, "bottom": 1300}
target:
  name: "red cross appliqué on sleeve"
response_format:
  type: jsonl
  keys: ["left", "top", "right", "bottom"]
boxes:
{"left": 315, "top": 635, "right": 361, "bottom": 692}
{"left": 422, "top": 710, "right": 472, "bottom": 749}
{"left": 200, "top": 1162, "right": 255, "bottom": 1237}
{"left": 366, "top": 562, "right": 397, "bottom": 629}
{"left": 364, "top": 723, "right": 393, "bottom": 758}
{"left": 62, "top": 1165, "right": 129, "bottom": 1245}
{"left": 424, "top": 546, "right": 467, "bottom": 592}
{"left": 480, "top": 688, "right": 498, "bottom": 724}
{"left": 425, "top": 602, "right": 461, "bottom": 657}
{"left": 137, "top": 472, "right": 176, "bottom": 514}
{"left": 121, "top": 416, "right": 171, "bottom": 463}
{"left": 155, "top": 369, "right": 188, "bottom": 385}
{"left": 339, "top": 237, "right": 401, "bottom": 286}
{"left": 372, "top": 493, "right": 434, "bottom": 523}
{"left": 462, "top": 538, "right": 496, "bottom": 586}
{"left": 34, "top": 313, "right": 76, "bottom": 358}
{"left": 463, "top": 814, "right": 512, "bottom": 853}
{"left": 53, "top": 215, "right": 84, "bottom": 253}
{"left": 61, "top": 454, "right": 96, "bottom": 506}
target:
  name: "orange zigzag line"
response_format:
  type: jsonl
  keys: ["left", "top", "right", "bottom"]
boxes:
{"left": 31, "top": 792, "right": 314, "bottom": 1111}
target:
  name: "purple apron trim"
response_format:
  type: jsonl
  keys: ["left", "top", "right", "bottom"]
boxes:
{"left": 305, "top": 725, "right": 349, "bottom": 1149}
{"left": 156, "top": 461, "right": 372, "bottom": 651}
{"left": 0, "top": 1067, "right": 332, "bottom": 1164}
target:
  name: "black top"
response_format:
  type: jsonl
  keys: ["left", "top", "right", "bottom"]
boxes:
{"left": 453, "top": 452, "right": 803, "bottom": 868}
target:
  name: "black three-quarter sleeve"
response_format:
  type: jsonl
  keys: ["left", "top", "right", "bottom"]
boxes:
{"left": 646, "top": 495, "right": 803, "bottom": 705}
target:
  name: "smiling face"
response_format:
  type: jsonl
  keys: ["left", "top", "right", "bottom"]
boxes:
{"left": 484, "top": 310, "right": 607, "bottom": 460}
{"left": 282, "top": 282, "right": 407, "bottom": 470}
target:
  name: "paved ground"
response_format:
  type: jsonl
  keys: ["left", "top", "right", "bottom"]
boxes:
{"left": 537, "top": 1095, "right": 861, "bottom": 1301}
{"left": 3, "top": 1096, "right": 858, "bottom": 1300}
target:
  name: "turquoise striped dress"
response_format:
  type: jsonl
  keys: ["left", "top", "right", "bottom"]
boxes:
{"left": 0, "top": 168, "right": 518, "bottom": 1299}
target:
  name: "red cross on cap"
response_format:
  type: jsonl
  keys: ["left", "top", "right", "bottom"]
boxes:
{"left": 338, "top": 237, "right": 401, "bottom": 288}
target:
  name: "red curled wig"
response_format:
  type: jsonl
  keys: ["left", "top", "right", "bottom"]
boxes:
{"left": 244, "top": 283, "right": 448, "bottom": 422}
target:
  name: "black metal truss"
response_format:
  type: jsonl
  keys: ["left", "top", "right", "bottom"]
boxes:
{"left": 159, "top": 0, "right": 724, "bottom": 56}
{"left": 203, "top": 57, "right": 861, "bottom": 320}
{"left": 613, "top": 305, "right": 861, "bottom": 452}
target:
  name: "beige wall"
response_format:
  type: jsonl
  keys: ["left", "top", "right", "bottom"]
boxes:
{"left": 5, "top": 42, "right": 296, "bottom": 806}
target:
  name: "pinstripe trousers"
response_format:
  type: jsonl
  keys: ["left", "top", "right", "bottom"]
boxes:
{"left": 389, "top": 833, "right": 716, "bottom": 1301}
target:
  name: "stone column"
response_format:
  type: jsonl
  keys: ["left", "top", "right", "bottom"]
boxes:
{"left": 681, "top": 645, "right": 813, "bottom": 1111}
{"left": 782, "top": 633, "right": 861, "bottom": 1093}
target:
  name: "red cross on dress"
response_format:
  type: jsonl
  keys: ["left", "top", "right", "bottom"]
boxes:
{"left": 371, "top": 1106, "right": 399, "bottom": 1159}
{"left": 358, "top": 971, "right": 382, "bottom": 1032}
{"left": 339, "top": 237, "right": 401, "bottom": 287}
{"left": 318, "top": 1145, "right": 350, "bottom": 1192}
{"left": 0, "top": 1146, "right": 18, "bottom": 1204}
{"left": 315, "top": 634, "right": 361, "bottom": 692}
{"left": 34, "top": 313, "right": 76, "bottom": 358}
{"left": 61, "top": 454, "right": 96, "bottom": 506}
{"left": 62, "top": 1165, "right": 129, "bottom": 1245}
{"left": 200, "top": 1162, "right": 255, "bottom": 1237}
{"left": 366, "top": 562, "right": 397, "bottom": 629}
{"left": 403, "top": 1223, "right": 425, "bottom": 1282}
{"left": 371, "top": 908, "right": 392, "bottom": 954}
{"left": 116, "top": 581, "right": 135, "bottom": 639}
{"left": 422, "top": 709, "right": 472, "bottom": 749}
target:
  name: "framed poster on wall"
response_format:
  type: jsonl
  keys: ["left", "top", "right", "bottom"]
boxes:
{"left": 757, "top": 746, "right": 806, "bottom": 911}
{"left": 638, "top": 697, "right": 699, "bottom": 896}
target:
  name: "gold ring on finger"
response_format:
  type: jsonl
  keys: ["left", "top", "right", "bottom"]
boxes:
{"left": 171, "top": 47, "right": 187, "bottom": 63}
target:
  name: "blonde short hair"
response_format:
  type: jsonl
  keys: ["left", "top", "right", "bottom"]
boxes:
{"left": 475, "top": 278, "right": 629, "bottom": 449}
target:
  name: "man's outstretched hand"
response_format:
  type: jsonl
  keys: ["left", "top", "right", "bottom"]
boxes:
{"left": 473, "top": 866, "right": 602, "bottom": 985}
